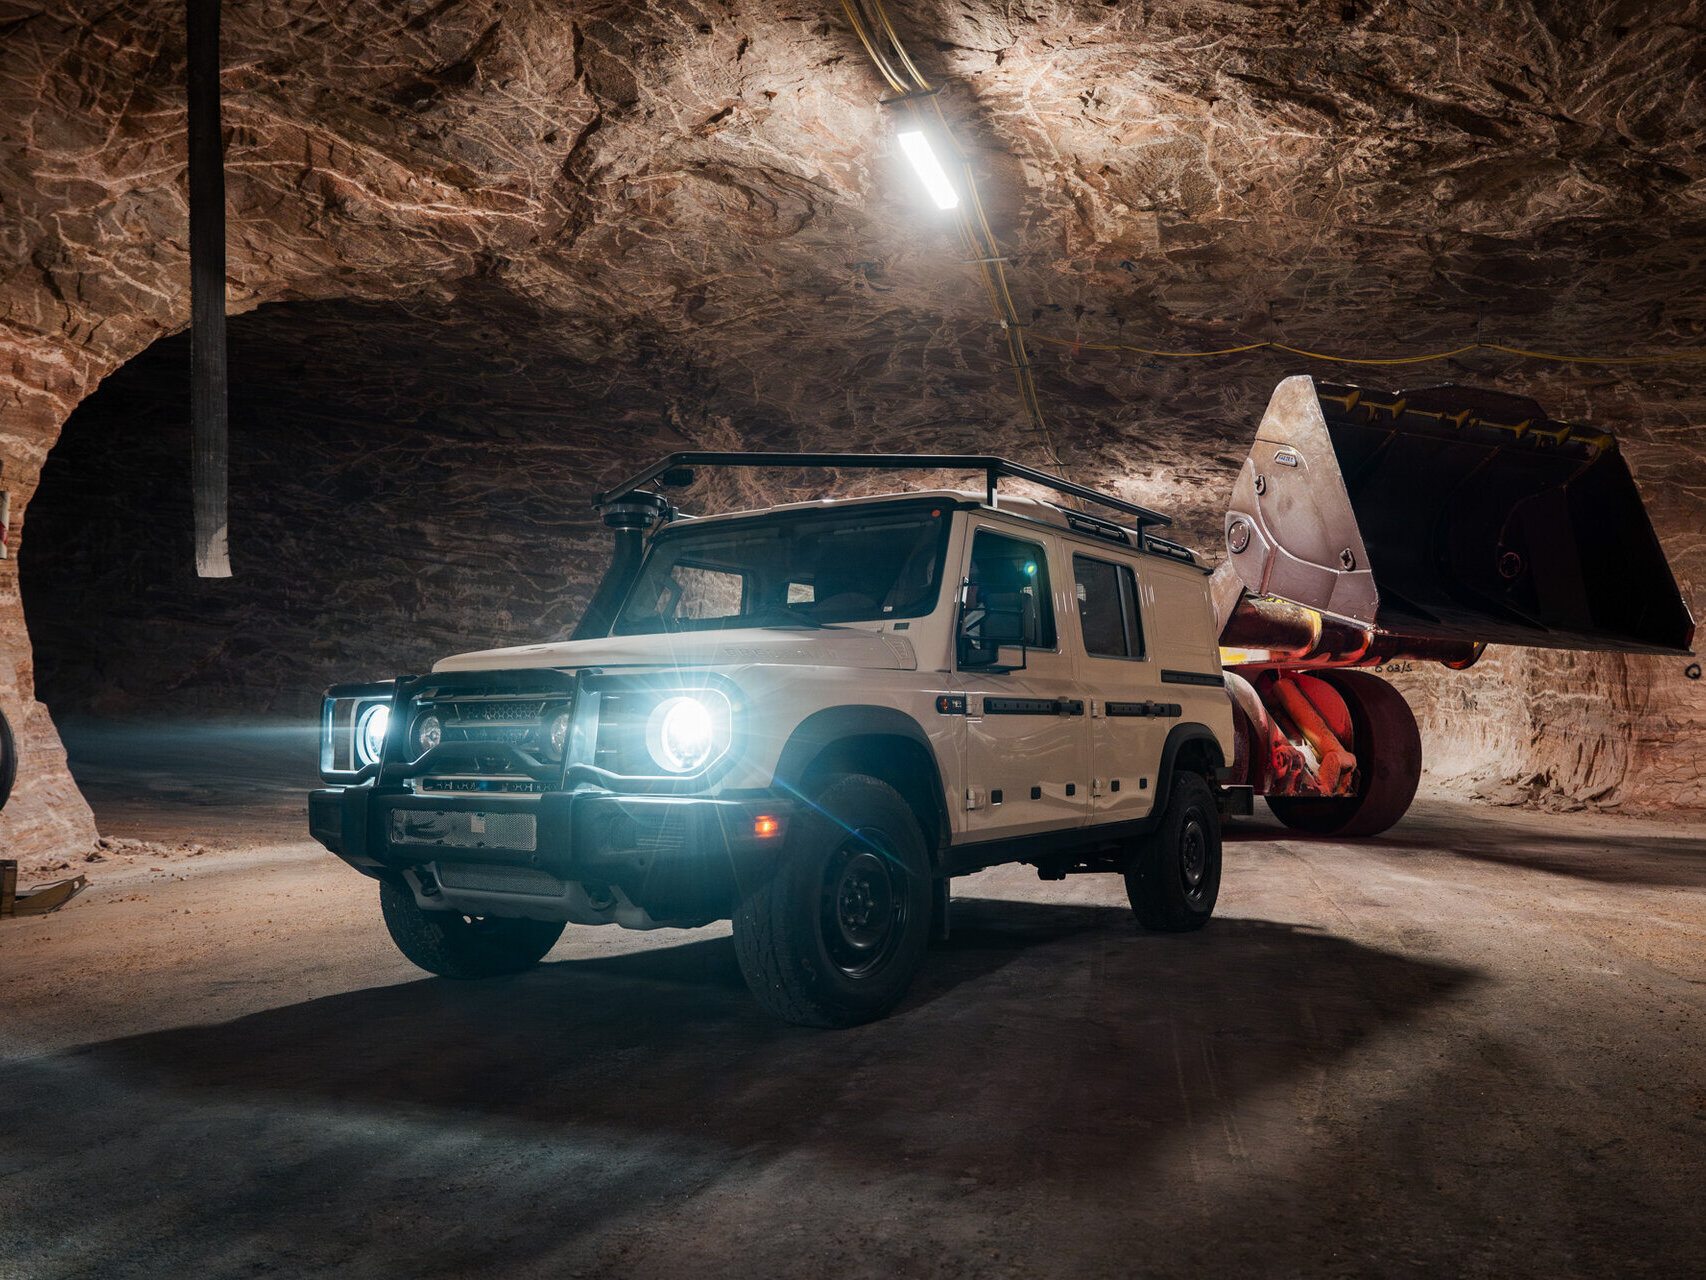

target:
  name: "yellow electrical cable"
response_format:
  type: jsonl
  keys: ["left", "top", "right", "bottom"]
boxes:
{"left": 1479, "top": 343, "right": 1706, "bottom": 365}
{"left": 870, "top": 0, "right": 933, "bottom": 91}
{"left": 1026, "top": 331, "right": 1706, "bottom": 367}
{"left": 1271, "top": 342, "right": 1482, "bottom": 366}
{"left": 838, "top": 0, "right": 1071, "bottom": 475}
{"left": 839, "top": 0, "right": 907, "bottom": 92}
{"left": 837, "top": 0, "right": 1704, "bottom": 478}
{"left": 1030, "top": 334, "right": 1275, "bottom": 359}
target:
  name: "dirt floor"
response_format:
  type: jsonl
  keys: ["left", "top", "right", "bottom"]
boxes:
{"left": 3, "top": 723, "right": 1704, "bottom": 1278}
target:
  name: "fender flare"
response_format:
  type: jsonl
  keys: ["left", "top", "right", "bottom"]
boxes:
{"left": 1152, "top": 722, "right": 1226, "bottom": 815}
{"left": 771, "top": 705, "right": 953, "bottom": 853}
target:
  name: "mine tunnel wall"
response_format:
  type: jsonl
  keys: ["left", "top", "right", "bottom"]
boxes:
{"left": 21, "top": 309, "right": 621, "bottom": 726}
{"left": 6, "top": 4, "right": 1706, "bottom": 857}
{"left": 10, "top": 306, "right": 1705, "bottom": 861}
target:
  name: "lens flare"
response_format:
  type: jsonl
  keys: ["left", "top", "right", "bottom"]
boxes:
{"left": 646, "top": 695, "right": 717, "bottom": 773}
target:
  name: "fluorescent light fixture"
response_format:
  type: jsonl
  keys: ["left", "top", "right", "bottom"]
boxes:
{"left": 897, "top": 130, "right": 959, "bottom": 210}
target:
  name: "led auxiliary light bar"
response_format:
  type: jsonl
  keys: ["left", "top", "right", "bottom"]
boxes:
{"left": 897, "top": 130, "right": 958, "bottom": 209}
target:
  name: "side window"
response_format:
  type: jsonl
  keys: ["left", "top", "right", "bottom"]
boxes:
{"left": 968, "top": 530, "right": 1056, "bottom": 648}
{"left": 1073, "top": 555, "right": 1144, "bottom": 659}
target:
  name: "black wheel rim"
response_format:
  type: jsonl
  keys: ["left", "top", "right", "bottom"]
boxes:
{"left": 821, "top": 832, "right": 908, "bottom": 978}
{"left": 1179, "top": 808, "right": 1209, "bottom": 906}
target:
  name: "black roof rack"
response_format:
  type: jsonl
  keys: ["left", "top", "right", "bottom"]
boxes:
{"left": 594, "top": 451, "right": 1171, "bottom": 529}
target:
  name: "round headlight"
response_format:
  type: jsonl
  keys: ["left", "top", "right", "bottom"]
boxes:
{"left": 415, "top": 713, "right": 442, "bottom": 753}
{"left": 546, "top": 710, "right": 571, "bottom": 761}
{"left": 646, "top": 695, "right": 717, "bottom": 773}
{"left": 355, "top": 703, "right": 391, "bottom": 766}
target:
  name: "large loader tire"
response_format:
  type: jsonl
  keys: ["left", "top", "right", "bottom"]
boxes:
{"left": 1266, "top": 670, "right": 1421, "bottom": 837}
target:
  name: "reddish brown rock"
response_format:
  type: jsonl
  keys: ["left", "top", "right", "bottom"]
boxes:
{"left": 3, "top": 1, "right": 1704, "bottom": 854}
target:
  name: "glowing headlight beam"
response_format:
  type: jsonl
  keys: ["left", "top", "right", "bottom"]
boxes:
{"left": 644, "top": 694, "right": 730, "bottom": 774}
{"left": 897, "top": 130, "right": 959, "bottom": 210}
{"left": 355, "top": 703, "right": 391, "bottom": 767}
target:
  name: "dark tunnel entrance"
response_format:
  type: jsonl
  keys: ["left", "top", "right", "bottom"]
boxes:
{"left": 20, "top": 294, "right": 685, "bottom": 833}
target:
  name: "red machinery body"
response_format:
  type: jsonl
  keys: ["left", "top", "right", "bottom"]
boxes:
{"left": 1217, "top": 376, "right": 1694, "bottom": 836}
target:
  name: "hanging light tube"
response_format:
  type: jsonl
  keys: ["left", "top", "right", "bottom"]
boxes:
{"left": 897, "top": 130, "right": 959, "bottom": 210}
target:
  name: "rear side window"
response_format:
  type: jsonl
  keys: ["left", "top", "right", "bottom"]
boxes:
{"left": 1073, "top": 555, "right": 1144, "bottom": 659}
{"left": 968, "top": 530, "right": 1056, "bottom": 649}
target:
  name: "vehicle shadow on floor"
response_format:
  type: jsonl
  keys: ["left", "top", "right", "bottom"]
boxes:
{"left": 1225, "top": 811, "right": 1706, "bottom": 888}
{"left": 3, "top": 900, "right": 1479, "bottom": 1276}
{"left": 28, "top": 901, "right": 1474, "bottom": 1144}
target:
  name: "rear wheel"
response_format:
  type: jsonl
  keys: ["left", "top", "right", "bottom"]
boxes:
{"left": 733, "top": 773, "right": 932, "bottom": 1027}
{"left": 1126, "top": 771, "right": 1221, "bottom": 932}
{"left": 379, "top": 877, "right": 565, "bottom": 978}
{"left": 1265, "top": 669, "right": 1422, "bottom": 837}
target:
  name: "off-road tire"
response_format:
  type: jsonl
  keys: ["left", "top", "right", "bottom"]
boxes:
{"left": 1265, "top": 670, "right": 1422, "bottom": 838}
{"left": 379, "top": 876, "right": 565, "bottom": 979}
{"left": 1126, "top": 771, "right": 1221, "bottom": 932}
{"left": 733, "top": 773, "right": 932, "bottom": 1028}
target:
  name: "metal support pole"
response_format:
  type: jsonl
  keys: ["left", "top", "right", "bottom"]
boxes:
{"left": 188, "top": 0, "right": 231, "bottom": 577}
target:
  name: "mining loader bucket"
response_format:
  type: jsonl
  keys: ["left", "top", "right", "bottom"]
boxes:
{"left": 1224, "top": 376, "right": 1694, "bottom": 655}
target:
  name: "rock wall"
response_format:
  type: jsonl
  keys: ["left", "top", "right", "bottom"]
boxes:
{"left": 4, "top": 1, "right": 1705, "bottom": 852}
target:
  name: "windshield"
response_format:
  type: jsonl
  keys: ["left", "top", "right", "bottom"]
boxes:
{"left": 613, "top": 502, "right": 953, "bottom": 635}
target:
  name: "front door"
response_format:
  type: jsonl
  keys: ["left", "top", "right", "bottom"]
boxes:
{"left": 957, "top": 524, "right": 1090, "bottom": 841}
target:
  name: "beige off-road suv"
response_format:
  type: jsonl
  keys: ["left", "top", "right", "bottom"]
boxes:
{"left": 310, "top": 454, "right": 1246, "bottom": 1026}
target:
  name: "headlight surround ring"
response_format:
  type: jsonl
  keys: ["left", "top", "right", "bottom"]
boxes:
{"left": 644, "top": 693, "right": 730, "bottom": 774}
{"left": 354, "top": 702, "right": 392, "bottom": 767}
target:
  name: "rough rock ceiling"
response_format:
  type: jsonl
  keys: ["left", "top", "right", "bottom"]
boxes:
{"left": 3, "top": 0, "right": 1705, "bottom": 852}
{"left": 12, "top": 1, "right": 1706, "bottom": 426}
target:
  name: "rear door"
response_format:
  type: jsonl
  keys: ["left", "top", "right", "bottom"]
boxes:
{"left": 1072, "top": 553, "right": 1167, "bottom": 822}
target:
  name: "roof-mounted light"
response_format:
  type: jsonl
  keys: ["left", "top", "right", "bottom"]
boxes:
{"left": 897, "top": 130, "right": 959, "bottom": 210}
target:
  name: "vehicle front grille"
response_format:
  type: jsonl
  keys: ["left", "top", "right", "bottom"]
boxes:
{"left": 406, "top": 688, "right": 573, "bottom": 794}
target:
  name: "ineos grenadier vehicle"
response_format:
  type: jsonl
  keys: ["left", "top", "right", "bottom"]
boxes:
{"left": 311, "top": 451, "right": 1245, "bottom": 1026}
{"left": 311, "top": 376, "right": 1693, "bottom": 1027}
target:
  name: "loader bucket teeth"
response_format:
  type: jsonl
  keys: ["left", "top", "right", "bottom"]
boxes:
{"left": 1225, "top": 375, "right": 1695, "bottom": 655}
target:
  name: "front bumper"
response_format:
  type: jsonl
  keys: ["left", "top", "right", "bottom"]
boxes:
{"left": 310, "top": 786, "right": 792, "bottom": 924}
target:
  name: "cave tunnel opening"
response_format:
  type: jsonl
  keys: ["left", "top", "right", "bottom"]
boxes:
{"left": 20, "top": 292, "right": 686, "bottom": 827}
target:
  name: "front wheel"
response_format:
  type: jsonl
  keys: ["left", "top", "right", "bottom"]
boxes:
{"left": 733, "top": 773, "right": 932, "bottom": 1027}
{"left": 1126, "top": 771, "right": 1221, "bottom": 932}
{"left": 379, "top": 877, "right": 565, "bottom": 978}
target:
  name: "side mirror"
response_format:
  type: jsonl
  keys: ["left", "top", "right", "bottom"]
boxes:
{"left": 958, "top": 590, "right": 1032, "bottom": 669}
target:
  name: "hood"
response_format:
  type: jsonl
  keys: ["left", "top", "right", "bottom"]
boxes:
{"left": 432, "top": 625, "right": 919, "bottom": 674}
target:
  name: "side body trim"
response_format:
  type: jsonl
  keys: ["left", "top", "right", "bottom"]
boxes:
{"left": 1161, "top": 669, "right": 1226, "bottom": 687}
